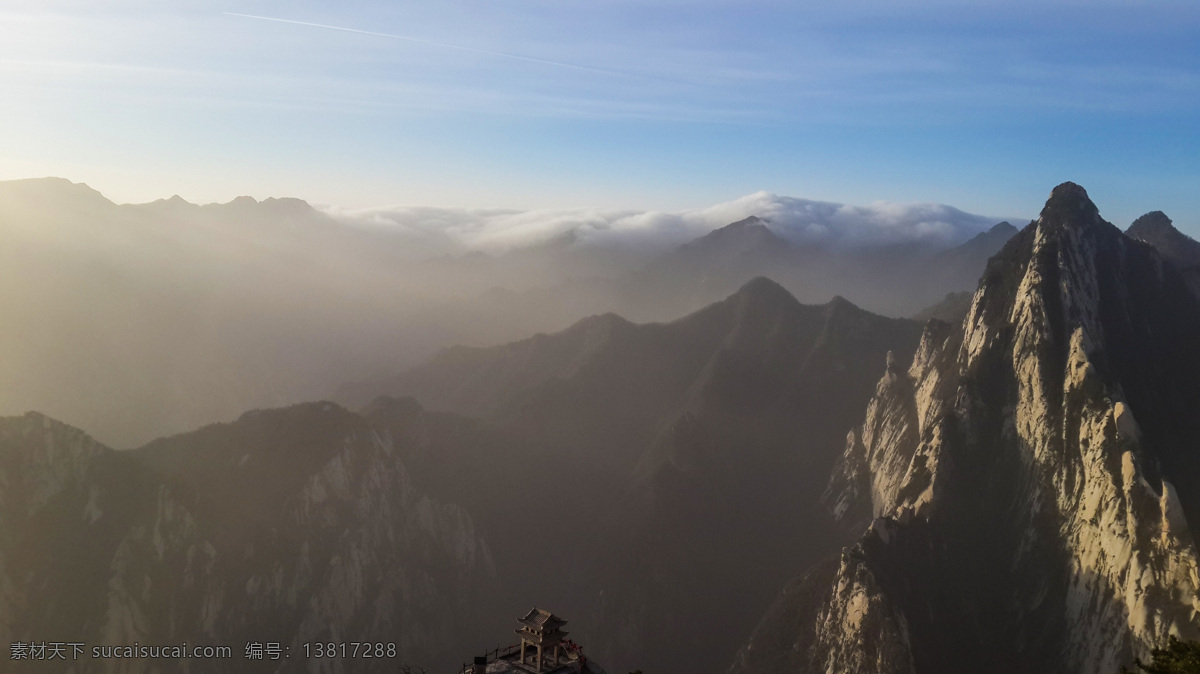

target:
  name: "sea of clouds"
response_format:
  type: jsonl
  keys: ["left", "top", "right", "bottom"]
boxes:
{"left": 326, "top": 190, "right": 1013, "bottom": 257}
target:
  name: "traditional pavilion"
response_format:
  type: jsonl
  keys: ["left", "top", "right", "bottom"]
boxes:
{"left": 516, "top": 608, "right": 568, "bottom": 671}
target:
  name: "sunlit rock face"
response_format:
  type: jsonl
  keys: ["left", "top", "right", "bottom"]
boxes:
{"left": 738, "top": 183, "right": 1200, "bottom": 674}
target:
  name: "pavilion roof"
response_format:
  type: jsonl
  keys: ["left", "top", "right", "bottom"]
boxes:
{"left": 518, "top": 607, "right": 567, "bottom": 630}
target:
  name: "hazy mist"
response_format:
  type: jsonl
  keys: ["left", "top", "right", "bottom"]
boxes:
{"left": 0, "top": 176, "right": 1007, "bottom": 447}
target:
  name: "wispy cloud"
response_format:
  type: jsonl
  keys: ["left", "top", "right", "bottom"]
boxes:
{"left": 223, "top": 12, "right": 689, "bottom": 85}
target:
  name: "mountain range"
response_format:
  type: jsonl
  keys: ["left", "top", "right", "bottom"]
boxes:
{"left": 0, "top": 178, "right": 1010, "bottom": 449}
{"left": 2, "top": 180, "right": 1199, "bottom": 672}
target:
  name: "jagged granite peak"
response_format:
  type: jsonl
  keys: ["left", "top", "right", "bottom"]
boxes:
{"left": 1035, "top": 181, "right": 1105, "bottom": 234}
{"left": 739, "top": 184, "right": 1200, "bottom": 674}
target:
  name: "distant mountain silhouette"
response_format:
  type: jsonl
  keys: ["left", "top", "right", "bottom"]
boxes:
{"left": 912, "top": 290, "right": 974, "bottom": 324}
{"left": 915, "top": 221, "right": 1018, "bottom": 304}
{"left": 609, "top": 216, "right": 1016, "bottom": 321}
{"left": 1126, "top": 210, "right": 1200, "bottom": 297}
{"left": 1126, "top": 211, "right": 1200, "bottom": 267}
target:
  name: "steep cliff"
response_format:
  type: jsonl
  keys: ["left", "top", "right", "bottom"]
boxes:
{"left": 736, "top": 183, "right": 1200, "bottom": 674}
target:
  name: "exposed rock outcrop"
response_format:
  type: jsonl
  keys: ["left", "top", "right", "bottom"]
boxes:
{"left": 737, "top": 183, "right": 1200, "bottom": 674}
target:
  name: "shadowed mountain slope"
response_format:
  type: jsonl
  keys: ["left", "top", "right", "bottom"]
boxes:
{"left": 0, "top": 404, "right": 498, "bottom": 672}
{"left": 339, "top": 278, "right": 924, "bottom": 673}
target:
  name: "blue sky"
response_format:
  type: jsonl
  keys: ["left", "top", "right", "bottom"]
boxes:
{"left": 2, "top": 0, "right": 1198, "bottom": 233}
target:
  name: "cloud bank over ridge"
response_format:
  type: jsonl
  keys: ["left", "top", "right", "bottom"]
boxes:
{"left": 328, "top": 190, "right": 1015, "bottom": 256}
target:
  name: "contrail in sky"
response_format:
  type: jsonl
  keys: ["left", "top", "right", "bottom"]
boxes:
{"left": 223, "top": 12, "right": 684, "bottom": 84}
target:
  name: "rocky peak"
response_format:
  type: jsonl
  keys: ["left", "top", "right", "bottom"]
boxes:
{"left": 565, "top": 311, "right": 634, "bottom": 334}
{"left": 822, "top": 294, "right": 866, "bottom": 320}
{"left": 725, "top": 215, "right": 767, "bottom": 229}
{"left": 955, "top": 221, "right": 1018, "bottom": 253}
{"left": 703, "top": 215, "right": 773, "bottom": 241}
{"left": 724, "top": 277, "right": 808, "bottom": 334}
{"left": 789, "top": 183, "right": 1200, "bottom": 673}
{"left": 1127, "top": 211, "right": 1200, "bottom": 269}
{"left": 968, "top": 182, "right": 1130, "bottom": 345}
{"left": 685, "top": 216, "right": 787, "bottom": 255}
{"left": 1127, "top": 210, "right": 1174, "bottom": 238}
{"left": 1020, "top": 182, "right": 1118, "bottom": 252}
{"left": 735, "top": 276, "right": 797, "bottom": 305}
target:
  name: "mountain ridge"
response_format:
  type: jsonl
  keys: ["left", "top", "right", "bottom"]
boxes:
{"left": 336, "top": 276, "right": 896, "bottom": 421}
{"left": 337, "top": 279, "right": 924, "bottom": 673}
{"left": 0, "top": 403, "right": 499, "bottom": 671}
